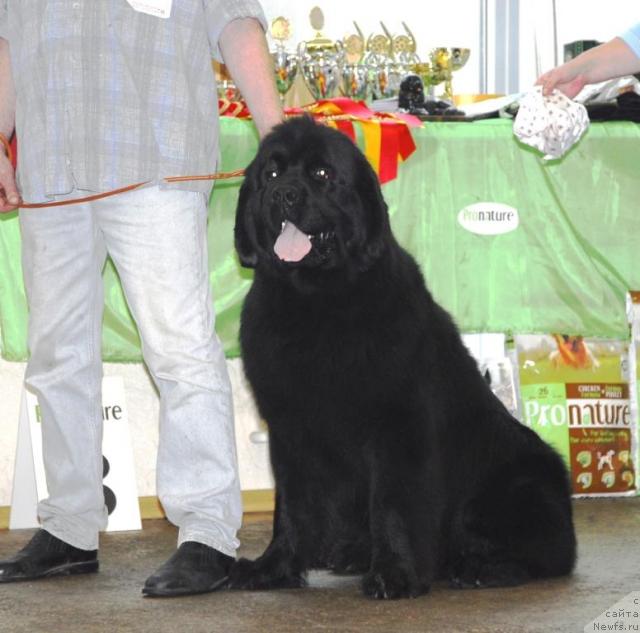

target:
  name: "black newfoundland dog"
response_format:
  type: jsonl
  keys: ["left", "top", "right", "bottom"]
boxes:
{"left": 230, "top": 117, "right": 576, "bottom": 599}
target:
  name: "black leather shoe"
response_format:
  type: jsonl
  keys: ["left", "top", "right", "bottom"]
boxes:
{"left": 142, "top": 541, "right": 233, "bottom": 598}
{"left": 0, "top": 529, "right": 98, "bottom": 583}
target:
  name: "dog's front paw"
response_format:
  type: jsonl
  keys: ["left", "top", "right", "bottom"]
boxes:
{"left": 362, "top": 564, "right": 429, "bottom": 600}
{"left": 228, "top": 557, "right": 307, "bottom": 591}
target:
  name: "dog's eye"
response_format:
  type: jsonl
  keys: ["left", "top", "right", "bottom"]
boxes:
{"left": 312, "top": 166, "right": 332, "bottom": 181}
{"left": 266, "top": 169, "right": 279, "bottom": 180}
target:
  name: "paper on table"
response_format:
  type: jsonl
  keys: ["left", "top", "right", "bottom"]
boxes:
{"left": 457, "top": 93, "right": 523, "bottom": 117}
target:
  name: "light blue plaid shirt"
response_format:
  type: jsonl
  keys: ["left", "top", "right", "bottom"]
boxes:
{"left": 0, "top": 1, "right": 267, "bottom": 203}
{"left": 620, "top": 22, "right": 640, "bottom": 60}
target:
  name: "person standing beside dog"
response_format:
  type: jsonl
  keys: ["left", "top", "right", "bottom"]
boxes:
{"left": 0, "top": 1, "right": 282, "bottom": 597}
{"left": 537, "top": 22, "right": 640, "bottom": 97}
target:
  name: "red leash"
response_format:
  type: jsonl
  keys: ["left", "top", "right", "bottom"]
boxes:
{"left": 1, "top": 131, "right": 246, "bottom": 209}
{"left": 18, "top": 169, "right": 246, "bottom": 209}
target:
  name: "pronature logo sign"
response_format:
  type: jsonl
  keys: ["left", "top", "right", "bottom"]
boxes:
{"left": 457, "top": 202, "right": 519, "bottom": 235}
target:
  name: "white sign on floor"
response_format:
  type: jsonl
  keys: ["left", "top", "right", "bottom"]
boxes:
{"left": 584, "top": 591, "right": 640, "bottom": 631}
{"left": 10, "top": 376, "right": 142, "bottom": 532}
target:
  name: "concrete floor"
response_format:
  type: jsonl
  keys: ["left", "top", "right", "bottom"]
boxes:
{"left": 0, "top": 499, "right": 639, "bottom": 633}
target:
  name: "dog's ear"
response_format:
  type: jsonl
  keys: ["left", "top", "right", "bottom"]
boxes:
{"left": 234, "top": 166, "right": 260, "bottom": 268}
{"left": 354, "top": 155, "right": 391, "bottom": 269}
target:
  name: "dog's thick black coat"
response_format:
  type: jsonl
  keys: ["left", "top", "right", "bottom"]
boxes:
{"left": 231, "top": 117, "right": 576, "bottom": 599}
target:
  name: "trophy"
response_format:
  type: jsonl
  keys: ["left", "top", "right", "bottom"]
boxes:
{"left": 429, "top": 47, "right": 470, "bottom": 102}
{"left": 340, "top": 22, "right": 369, "bottom": 100}
{"left": 213, "top": 61, "right": 238, "bottom": 101}
{"left": 363, "top": 28, "right": 395, "bottom": 99}
{"left": 387, "top": 22, "right": 420, "bottom": 75}
{"left": 428, "top": 48, "right": 451, "bottom": 95}
{"left": 270, "top": 17, "right": 298, "bottom": 103}
{"left": 411, "top": 62, "right": 434, "bottom": 94}
{"left": 451, "top": 47, "right": 471, "bottom": 71}
{"left": 448, "top": 47, "right": 470, "bottom": 100}
{"left": 298, "top": 7, "right": 343, "bottom": 100}
{"left": 365, "top": 22, "right": 420, "bottom": 100}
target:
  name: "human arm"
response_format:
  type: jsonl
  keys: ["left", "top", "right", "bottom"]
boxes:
{"left": 537, "top": 33, "right": 640, "bottom": 98}
{"left": 0, "top": 37, "right": 18, "bottom": 212}
{"left": 218, "top": 17, "right": 283, "bottom": 139}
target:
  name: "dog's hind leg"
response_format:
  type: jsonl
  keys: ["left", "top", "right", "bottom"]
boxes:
{"left": 447, "top": 533, "right": 532, "bottom": 589}
{"left": 448, "top": 461, "right": 576, "bottom": 589}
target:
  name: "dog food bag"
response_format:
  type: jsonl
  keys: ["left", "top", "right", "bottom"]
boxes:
{"left": 515, "top": 334, "right": 637, "bottom": 496}
{"left": 627, "top": 291, "right": 640, "bottom": 496}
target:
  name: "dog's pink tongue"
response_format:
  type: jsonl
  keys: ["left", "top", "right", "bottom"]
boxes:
{"left": 274, "top": 221, "right": 312, "bottom": 262}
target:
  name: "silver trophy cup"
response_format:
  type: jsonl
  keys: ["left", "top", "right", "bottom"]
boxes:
{"left": 341, "top": 63, "right": 370, "bottom": 101}
{"left": 272, "top": 47, "right": 298, "bottom": 103}
{"left": 298, "top": 40, "right": 343, "bottom": 100}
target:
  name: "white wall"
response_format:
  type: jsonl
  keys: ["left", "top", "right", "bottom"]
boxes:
{"left": 519, "top": 0, "right": 639, "bottom": 90}
{"left": 556, "top": 0, "right": 637, "bottom": 49}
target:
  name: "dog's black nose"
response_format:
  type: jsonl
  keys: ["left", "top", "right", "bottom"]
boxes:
{"left": 272, "top": 184, "right": 300, "bottom": 209}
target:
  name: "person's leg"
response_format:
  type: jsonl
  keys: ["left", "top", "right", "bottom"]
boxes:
{"left": 0, "top": 203, "right": 107, "bottom": 582}
{"left": 19, "top": 203, "right": 108, "bottom": 550}
{"left": 97, "top": 186, "right": 242, "bottom": 559}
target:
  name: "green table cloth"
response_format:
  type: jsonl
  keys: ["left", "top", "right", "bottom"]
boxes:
{"left": 1, "top": 117, "right": 639, "bottom": 362}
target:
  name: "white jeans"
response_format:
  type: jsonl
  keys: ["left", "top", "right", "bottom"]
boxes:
{"left": 19, "top": 186, "right": 242, "bottom": 555}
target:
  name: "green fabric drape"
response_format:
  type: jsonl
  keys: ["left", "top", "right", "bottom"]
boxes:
{"left": 1, "top": 117, "right": 638, "bottom": 362}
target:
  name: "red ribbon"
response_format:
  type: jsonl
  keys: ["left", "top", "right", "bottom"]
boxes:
{"left": 284, "top": 98, "right": 420, "bottom": 184}
{"left": 218, "top": 98, "right": 252, "bottom": 119}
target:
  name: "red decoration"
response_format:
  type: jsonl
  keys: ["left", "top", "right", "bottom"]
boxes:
{"left": 285, "top": 98, "right": 420, "bottom": 184}
{"left": 217, "top": 97, "right": 422, "bottom": 184}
